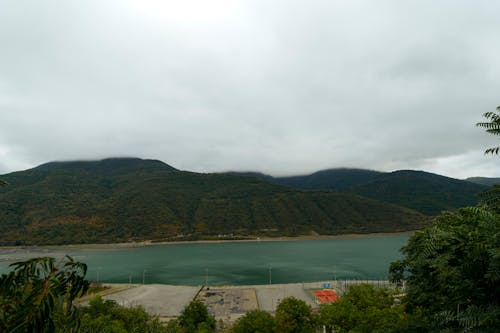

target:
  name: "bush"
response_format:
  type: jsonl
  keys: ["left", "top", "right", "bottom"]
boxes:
{"left": 177, "top": 300, "right": 216, "bottom": 333}
{"left": 275, "top": 297, "right": 317, "bottom": 333}
{"left": 318, "top": 284, "right": 404, "bottom": 333}
{"left": 390, "top": 207, "right": 500, "bottom": 332}
{"left": 79, "top": 295, "right": 167, "bottom": 333}
{"left": 232, "top": 310, "right": 276, "bottom": 333}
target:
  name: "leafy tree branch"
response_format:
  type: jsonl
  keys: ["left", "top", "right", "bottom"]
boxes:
{"left": 477, "top": 105, "right": 500, "bottom": 154}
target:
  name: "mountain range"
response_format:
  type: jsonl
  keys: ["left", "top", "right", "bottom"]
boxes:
{"left": 228, "top": 168, "right": 489, "bottom": 215}
{"left": 0, "top": 158, "right": 491, "bottom": 245}
{"left": 465, "top": 177, "right": 500, "bottom": 187}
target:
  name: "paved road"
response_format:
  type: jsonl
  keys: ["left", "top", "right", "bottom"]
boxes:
{"left": 103, "top": 284, "right": 202, "bottom": 318}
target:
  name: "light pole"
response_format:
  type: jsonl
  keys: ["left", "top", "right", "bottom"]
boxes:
{"left": 269, "top": 266, "right": 272, "bottom": 285}
{"left": 205, "top": 268, "right": 208, "bottom": 288}
{"left": 142, "top": 270, "right": 146, "bottom": 285}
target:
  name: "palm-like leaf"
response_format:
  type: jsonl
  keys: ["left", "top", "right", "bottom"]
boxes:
{"left": 477, "top": 106, "right": 500, "bottom": 154}
{"left": 0, "top": 256, "right": 89, "bottom": 332}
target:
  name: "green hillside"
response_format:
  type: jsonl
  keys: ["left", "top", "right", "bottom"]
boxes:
{"left": 273, "top": 168, "right": 382, "bottom": 190}
{"left": 349, "top": 170, "right": 487, "bottom": 215}
{"left": 466, "top": 177, "right": 500, "bottom": 187}
{"left": 0, "top": 158, "right": 425, "bottom": 245}
{"left": 231, "top": 169, "right": 488, "bottom": 215}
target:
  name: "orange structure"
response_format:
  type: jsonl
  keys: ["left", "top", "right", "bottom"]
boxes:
{"left": 313, "top": 290, "right": 339, "bottom": 303}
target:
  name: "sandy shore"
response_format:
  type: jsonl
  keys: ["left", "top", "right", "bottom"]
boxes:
{"left": 1, "top": 231, "right": 415, "bottom": 252}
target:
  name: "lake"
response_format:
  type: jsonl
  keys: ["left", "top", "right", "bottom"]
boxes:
{"left": 0, "top": 237, "right": 408, "bottom": 285}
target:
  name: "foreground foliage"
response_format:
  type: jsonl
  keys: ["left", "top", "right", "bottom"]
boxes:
{"left": 275, "top": 297, "right": 317, "bottom": 333}
{"left": 79, "top": 296, "right": 167, "bottom": 333}
{"left": 477, "top": 105, "right": 500, "bottom": 155}
{"left": 165, "top": 300, "right": 216, "bottom": 333}
{"left": 0, "top": 256, "right": 89, "bottom": 332}
{"left": 318, "top": 284, "right": 403, "bottom": 333}
{"left": 230, "top": 297, "right": 317, "bottom": 333}
{"left": 232, "top": 310, "right": 276, "bottom": 333}
{"left": 390, "top": 207, "right": 500, "bottom": 332}
{"left": 476, "top": 105, "right": 500, "bottom": 213}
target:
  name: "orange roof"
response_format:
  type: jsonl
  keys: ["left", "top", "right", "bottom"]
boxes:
{"left": 313, "top": 290, "right": 339, "bottom": 303}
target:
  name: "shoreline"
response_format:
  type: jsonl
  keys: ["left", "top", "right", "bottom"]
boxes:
{"left": 1, "top": 231, "right": 415, "bottom": 252}
{"left": 81, "top": 280, "right": 398, "bottom": 320}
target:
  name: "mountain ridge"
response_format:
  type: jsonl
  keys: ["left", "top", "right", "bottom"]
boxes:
{"left": 0, "top": 158, "right": 426, "bottom": 245}
{"left": 466, "top": 177, "right": 500, "bottom": 187}
{"left": 33, "top": 157, "right": 178, "bottom": 173}
{"left": 227, "top": 168, "right": 488, "bottom": 215}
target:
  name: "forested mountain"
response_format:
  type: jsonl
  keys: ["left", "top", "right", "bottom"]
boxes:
{"left": 273, "top": 169, "right": 383, "bottom": 190}
{"left": 0, "top": 158, "right": 425, "bottom": 245}
{"left": 466, "top": 176, "right": 500, "bottom": 187}
{"left": 347, "top": 170, "right": 487, "bottom": 215}
{"left": 230, "top": 169, "right": 488, "bottom": 215}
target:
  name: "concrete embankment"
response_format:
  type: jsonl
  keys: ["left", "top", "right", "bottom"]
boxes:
{"left": 93, "top": 280, "right": 395, "bottom": 322}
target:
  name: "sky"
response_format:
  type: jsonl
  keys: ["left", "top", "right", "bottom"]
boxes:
{"left": 0, "top": 0, "right": 499, "bottom": 178}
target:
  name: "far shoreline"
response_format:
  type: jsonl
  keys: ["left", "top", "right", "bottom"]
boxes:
{"left": 1, "top": 231, "right": 416, "bottom": 252}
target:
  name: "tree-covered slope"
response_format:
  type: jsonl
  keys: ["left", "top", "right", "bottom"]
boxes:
{"left": 273, "top": 168, "right": 382, "bottom": 190}
{"left": 232, "top": 169, "right": 488, "bottom": 215}
{"left": 0, "top": 158, "right": 425, "bottom": 245}
{"left": 466, "top": 177, "right": 500, "bottom": 187}
{"left": 348, "top": 170, "right": 488, "bottom": 215}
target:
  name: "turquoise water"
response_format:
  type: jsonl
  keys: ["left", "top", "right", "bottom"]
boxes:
{"left": 0, "top": 237, "right": 408, "bottom": 285}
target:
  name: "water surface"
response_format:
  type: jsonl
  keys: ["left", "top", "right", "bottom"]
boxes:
{"left": 0, "top": 237, "right": 408, "bottom": 285}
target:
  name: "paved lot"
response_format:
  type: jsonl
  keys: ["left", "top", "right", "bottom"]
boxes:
{"left": 198, "top": 288, "right": 258, "bottom": 322}
{"left": 98, "top": 280, "right": 394, "bottom": 322}
{"left": 211, "top": 283, "right": 318, "bottom": 313}
{"left": 103, "top": 284, "right": 202, "bottom": 317}
{"left": 101, "top": 283, "right": 317, "bottom": 322}
{"left": 254, "top": 283, "right": 317, "bottom": 312}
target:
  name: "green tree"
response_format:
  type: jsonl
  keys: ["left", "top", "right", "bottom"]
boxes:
{"left": 477, "top": 105, "right": 500, "bottom": 212}
{"left": 275, "top": 297, "right": 317, "bottom": 333}
{"left": 79, "top": 295, "right": 167, "bottom": 333}
{"left": 318, "top": 284, "right": 404, "bottom": 333}
{"left": 177, "top": 300, "right": 215, "bottom": 333}
{"left": 389, "top": 207, "right": 500, "bottom": 332}
{"left": 80, "top": 314, "right": 128, "bottom": 333}
{"left": 480, "top": 184, "right": 500, "bottom": 213}
{"left": 232, "top": 310, "right": 276, "bottom": 333}
{"left": 477, "top": 105, "right": 500, "bottom": 154}
{"left": 0, "top": 256, "right": 89, "bottom": 332}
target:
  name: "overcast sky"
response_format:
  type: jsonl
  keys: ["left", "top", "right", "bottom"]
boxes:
{"left": 1, "top": 0, "right": 499, "bottom": 178}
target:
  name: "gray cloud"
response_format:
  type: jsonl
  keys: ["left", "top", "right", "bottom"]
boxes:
{"left": 0, "top": 0, "right": 499, "bottom": 178}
